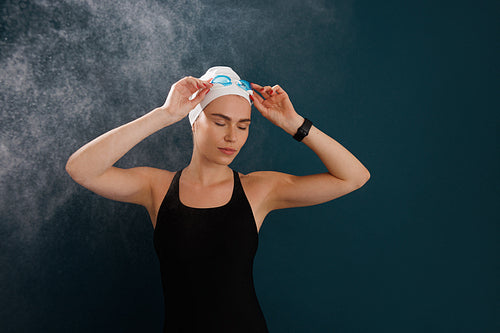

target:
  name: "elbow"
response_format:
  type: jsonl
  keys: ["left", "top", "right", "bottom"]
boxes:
{"left": 65, "top": 157, "right": 73, "bottom": 177}
{"left": 65, "top": 159, "right": 78, "bottom": 183}
{"left": 65, "top": 156, "right": 86, "bottom": 184}
{"left": 353, "top": 172, "right": 370, "bottom": 189}
{"left": 360, "top": 172, "right": 370, "bottom": 186}
{"left": 65, "top": 155, "right": 76, "bottom": 178}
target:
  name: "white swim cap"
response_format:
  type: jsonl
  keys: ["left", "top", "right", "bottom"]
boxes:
{"left": 188, "top": 66, "right": 253, "bottom": 127}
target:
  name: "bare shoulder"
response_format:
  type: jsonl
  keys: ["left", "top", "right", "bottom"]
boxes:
{"left": 238, "top": 170, "right": 291, "bottom": 211}
{"left": 145, "top": 167, "right": 176, "bottom": 201}
{"left": 135, "top": 167, "right": 176, "bottom": 227}
{"left": 139, "top": 166, "right": 175, "bottom": 182}
{"left": 239, "top": 170, "right": 292, "bottom": 188}
{"left": 238, "top": 170, "right": 275, "bottom": 188}
{"left": 128, "top": 166, "right": 175, "bottom": 191}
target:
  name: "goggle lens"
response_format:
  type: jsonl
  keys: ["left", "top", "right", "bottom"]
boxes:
{"left": 210, "top": 75, "right": 252, "bottom": 92}
{"left": 211, "top": 75, "right": 232, "bottom": 86}
{"left": 237, "top": 80, "right": 251, "bottom": 91}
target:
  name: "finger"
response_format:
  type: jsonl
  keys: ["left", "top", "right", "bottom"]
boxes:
{"left": 186, "top": 76, "right": 213, "bottom": 91}
{"left": 250, "top": 90, "right": 265, "bottom": 107}
{"left": 250, "top": 82, "right": 262, "bottom": 89}
{"left": 196, "top": 79, "right": 213, "bottom": 90}
{"left": 272, "top": 84, "right": 287, "bottom": 95}
{"left": 184, "top": 80, "right": 202, "bottom": 94}
{"left": 265, "top": 85, "right": 276, "bottom": 96}
{"left": 264, "top": 85, "right": 277, "bottom": 98}
{"left": 251, "top": 83, "right": 271, "bottom": 99}
{"left": 250, "top": 94, "right": 262, "bottom": 111}
{"left": 200, "top": 77, "right": 213, "bottom": 87}
{"left": 258, "top": 85, "right": 273, "bottom": 99}
{"left": 251, "top": 94, "right": 270, "bottom": 117}
{"left": 253, "top": 82, "right": 282, "bottom": 96}
{"left": 190, "top": 86, "right": 210, "bottom": 104}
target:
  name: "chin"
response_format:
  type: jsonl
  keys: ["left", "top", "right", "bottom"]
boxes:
{"left": 220, "top": 156, "right": 238, "bottom": 165}
{"left": 209, "top": 159, "right": 232, "bottom": 167}
{"left": 214, "top": 152, "right": 239, "bottom": 165}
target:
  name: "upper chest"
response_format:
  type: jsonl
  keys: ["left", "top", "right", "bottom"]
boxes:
{"left": 150, "top": 171, "right": 271, "bottom": 228}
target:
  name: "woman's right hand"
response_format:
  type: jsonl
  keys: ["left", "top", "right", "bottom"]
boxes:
{"left": 161, "top": 76, "right": 213, "bottom": 123}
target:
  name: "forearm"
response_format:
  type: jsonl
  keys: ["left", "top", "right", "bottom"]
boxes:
{"left": 66, "top": 107, "right": 174, "bottom": 181}
{"left": 284, "top": 116, "right": 370, "bottom": 185}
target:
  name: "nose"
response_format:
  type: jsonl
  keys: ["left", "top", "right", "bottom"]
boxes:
{"left": 224, "top": 126, "right": 237, "bottom": 142}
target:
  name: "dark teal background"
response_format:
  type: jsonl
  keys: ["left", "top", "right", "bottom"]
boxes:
{"left": 1, "top": 0, "right": 498, "bottom": 332}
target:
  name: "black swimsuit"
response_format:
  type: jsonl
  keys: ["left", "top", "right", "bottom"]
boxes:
{"left": 153, "top": 168, "right": 269, "bottom": 332}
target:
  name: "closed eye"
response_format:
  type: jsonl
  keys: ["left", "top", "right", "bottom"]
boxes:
{"left": 214, "top": 121, "right": 249, "bottom": 130}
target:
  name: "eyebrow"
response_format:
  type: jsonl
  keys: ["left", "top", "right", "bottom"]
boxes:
{"left": 211, "top": 113, "right": 251, "bottom": 123}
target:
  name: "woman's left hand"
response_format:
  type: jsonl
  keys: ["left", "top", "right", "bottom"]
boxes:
{"left": 250, "top": 83, "right": 304, "bottom": 135}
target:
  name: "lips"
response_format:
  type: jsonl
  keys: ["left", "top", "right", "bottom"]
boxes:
{"left": 218, "top": 147, "right": 237, "bottom": 155}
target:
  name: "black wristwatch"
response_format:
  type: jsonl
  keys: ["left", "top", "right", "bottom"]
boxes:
{"left": 293, "top": 118, "right": 313, "bottom": 142}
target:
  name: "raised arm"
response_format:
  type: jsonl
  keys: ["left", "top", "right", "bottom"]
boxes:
{"left": 65, "top": 76, "right": 214, "bottom": 211}
{"left": 249, "top": 83, "right": 370, "bottom": 211}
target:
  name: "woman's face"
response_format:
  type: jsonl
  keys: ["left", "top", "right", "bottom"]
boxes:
{"left": 192, "top": 95, "right": 251, "bottom": 166}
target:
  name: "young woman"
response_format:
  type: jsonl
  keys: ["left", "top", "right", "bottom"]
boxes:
{"left": 66, "top": 66, "right": 370, "bottom": 332}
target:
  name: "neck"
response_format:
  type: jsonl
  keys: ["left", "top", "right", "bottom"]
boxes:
{"left": 184, "top": 150, "right": 232, "bottom": 186}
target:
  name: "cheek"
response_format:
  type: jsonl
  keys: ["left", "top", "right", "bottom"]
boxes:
{"left": 209, "top": 127, "right": 225, "bottom": 141}
{"left": 198, "top": 123, "right": 217, "bottom": 139}
{"left": 239, "top": 131, "right": 249, "bottom": 146}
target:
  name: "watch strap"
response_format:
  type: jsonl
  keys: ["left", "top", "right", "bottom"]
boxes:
{"left": 293, "top": 118, "right": 313, "bottom": 142}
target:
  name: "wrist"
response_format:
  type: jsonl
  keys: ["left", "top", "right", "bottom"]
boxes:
{"left": 284, "top": 115, "right": 305, "bottom": 136}
{"left": 292, "top": 118, "right": 313, "bottom": 142}
{"left": 152, "top": 106, "right": 179, "bottom": 127}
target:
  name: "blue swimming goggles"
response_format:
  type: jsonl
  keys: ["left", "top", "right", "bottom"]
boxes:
{"left": 210, "top": 75, "right": 253, "bottom": 93}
